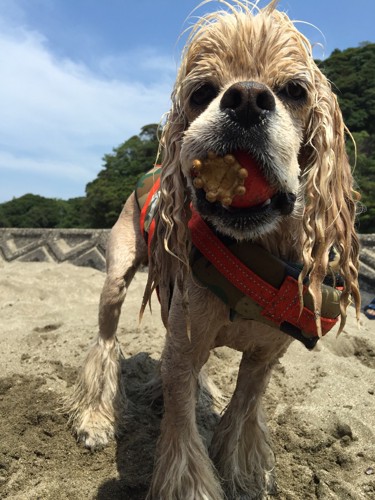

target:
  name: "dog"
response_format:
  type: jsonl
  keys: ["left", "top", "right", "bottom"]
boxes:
{"left": 67, "top": 1, "right": 361, "bottom": 498}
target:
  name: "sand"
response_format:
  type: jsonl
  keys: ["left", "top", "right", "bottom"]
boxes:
{"left": 0, "top": 260, "right": 374, "bottom": 499}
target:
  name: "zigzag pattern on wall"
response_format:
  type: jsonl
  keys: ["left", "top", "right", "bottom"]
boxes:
{"left": 0, "top": 228, "right": 110, "bottom": 272}
{"left": 359, "top": 234, "right": 375, "bottom": 291}
{"left": 0, "top": 229, "right": 374, "bottom": 290}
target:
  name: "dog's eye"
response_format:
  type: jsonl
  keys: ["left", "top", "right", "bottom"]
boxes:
{"left": 278, "top": 82, "right": 307, "bottom": 104}
{"left": 190, "top": 83, "right": 218, "bottom": 108}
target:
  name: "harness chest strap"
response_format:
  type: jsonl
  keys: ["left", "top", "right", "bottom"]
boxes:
{"left": 135, "top": 169, "right": 342, "bottom": 349}
{"left": 188, "top": 210, "right": 340, "bottom": 347}
{"left": 138, "top": 167, "right": 161, "bottom": 253}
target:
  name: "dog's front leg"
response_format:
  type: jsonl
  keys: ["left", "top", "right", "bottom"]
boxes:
{"left": 66, "top": 193, "right": 147, "bottom": 449}
{"left": 147, "top": 284, "right": 225, "bottom": 500}
{"left": 210, "top": 338, "right": 289, "bottom": 500}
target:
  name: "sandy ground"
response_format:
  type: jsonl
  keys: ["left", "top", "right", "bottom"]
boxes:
{"left": 0, "top": 260, "right": 374, "bottom": 500}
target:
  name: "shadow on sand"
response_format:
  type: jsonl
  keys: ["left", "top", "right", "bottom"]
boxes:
{"left": 96, "top": 352, "right": 219, "bottom": 500}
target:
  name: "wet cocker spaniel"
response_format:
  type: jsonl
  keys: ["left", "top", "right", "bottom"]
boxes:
{"left": 67, "top": 1, "right": 360, "bottom": 498}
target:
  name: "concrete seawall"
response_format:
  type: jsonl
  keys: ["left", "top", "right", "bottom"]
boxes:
{"left": 0, "top": 228, "right": 109, "bottom": 271}
{"left": 1, "top": 228, "right": 374, "bottom": 293}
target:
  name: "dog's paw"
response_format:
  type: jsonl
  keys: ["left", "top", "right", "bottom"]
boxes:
{"left": 223, "top": 469, "right": 277, "bottom": 500}
{"left": 72, "top": 409, "right": 115, "bottom": 451}
{"left": 77, "top": 427, "right": 112, "bottom": 451}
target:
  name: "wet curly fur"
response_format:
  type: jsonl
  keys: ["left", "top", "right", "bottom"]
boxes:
{"left": 67, "top": 2, "right": 360, "bottom": 498}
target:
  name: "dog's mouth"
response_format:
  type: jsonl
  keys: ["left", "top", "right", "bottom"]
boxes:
{"left": 190, "top": 150, "right": 296, "bottom": 233}
{"left": 195, "top": 189, "right": 296, "bottom": 216}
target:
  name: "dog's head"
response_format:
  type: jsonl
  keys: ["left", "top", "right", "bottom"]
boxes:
{"left": 179, "top": 7, "right": 309, "bottom": 240}
{"left": 152, "top": 1, "right": 360, "bottom": 328}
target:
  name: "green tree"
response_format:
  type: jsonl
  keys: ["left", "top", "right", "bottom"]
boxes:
{"left": 84, "top": 124, "right": 159, "bottom": 228}
{"left": 346, "top": 131, "right": 375, "bottom": 233}
{"left": 0, "top": 194, "right": 65, "bottom": 228}
{"left": 318, "top": 43, "right": 375, "bottom": 233}
{"left": 318, "top": 43, "right": 375, "bottom": 134}
{"left": 59, "top": 197, "right": 89, "bottom": 228}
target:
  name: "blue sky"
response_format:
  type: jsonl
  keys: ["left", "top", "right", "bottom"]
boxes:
{"left": 0, "top": 0, "right": 374, "bottom": 202}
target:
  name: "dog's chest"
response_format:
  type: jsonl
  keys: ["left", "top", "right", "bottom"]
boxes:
{"left": 136, "top": 169, "right": 342, "bottom": 352}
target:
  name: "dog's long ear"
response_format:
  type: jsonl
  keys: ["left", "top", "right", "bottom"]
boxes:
{"left": 158, "top": 92, "right": 191, "bottom": 267}
{"left": 300, "top": 72, "right": 361, "bottom": 332}
{"left": 145, "top": 87, "right": 192, "bottom": 321}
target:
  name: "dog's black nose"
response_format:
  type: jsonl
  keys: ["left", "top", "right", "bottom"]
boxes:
{"left": 220, "top": 82, "right": 275, "bottom": 128}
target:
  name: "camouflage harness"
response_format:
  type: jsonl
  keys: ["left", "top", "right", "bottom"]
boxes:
{"left": 135, "top": 168, "right": 342, "bottom": 350}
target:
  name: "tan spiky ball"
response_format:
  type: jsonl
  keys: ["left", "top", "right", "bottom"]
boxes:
{"left": 192, "top": 152, "right": 248, "bottom": 206}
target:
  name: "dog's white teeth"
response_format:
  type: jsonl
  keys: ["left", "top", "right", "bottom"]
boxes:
{"left": 261, "top": 199, "right": 271, "bottom": 207}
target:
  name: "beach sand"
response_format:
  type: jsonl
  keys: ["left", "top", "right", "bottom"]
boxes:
{"left": 0, "top": 260, "right": 374, "bottom": 499}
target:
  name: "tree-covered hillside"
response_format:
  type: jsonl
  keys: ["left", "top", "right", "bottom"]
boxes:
{"left": 0, "top": 194, "right": 86, "bottom": 229}
{"left": 0, "top": 124, "right": 160, "bottom": 230}
{"left": 0, "top": 44, "right": 374, "bottom": 232}
{"left": 84, "top": 124, "right": 159, "bottom": 228}
{"left": 317, "top": 42, "right": 375, "bottom": 233}
{"left": 318, "top": 43, "right": 375, "bottom": 134}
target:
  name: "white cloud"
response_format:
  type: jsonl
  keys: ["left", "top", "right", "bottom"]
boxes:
{"left": 0, "top": 17, "right": 175, "bottom": 200}
{"left": 97, "top": 48, "right": 178, "bottom": 82}
{"left": 0, "top": 151, "right": 91, "bottom": 181}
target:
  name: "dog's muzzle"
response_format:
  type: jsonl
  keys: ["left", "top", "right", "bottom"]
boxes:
{"left": 190, "top": 149, "right": 296, "bottom": 232}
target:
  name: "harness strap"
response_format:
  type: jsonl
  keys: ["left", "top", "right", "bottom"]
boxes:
{"left": 189, "top": 210, "right": 339, "bottom": 345}
{"left": 189, "top": 210, "right": 276, "bottom": 308}
{"left": 136, "top": 166, "right": 161, "bottom": 254}
{"left": 135, "top": 169, "right": 342, "bottom": 349}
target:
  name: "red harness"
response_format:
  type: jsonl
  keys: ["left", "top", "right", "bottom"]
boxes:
{"left": 137, "top": 171, "right": 341, "bottom": 349}
{"left": 189, "top": 211, "right": 338, "bottom": 341}
{"left": 139, "top": 175, "right": 160, "bottom": 254}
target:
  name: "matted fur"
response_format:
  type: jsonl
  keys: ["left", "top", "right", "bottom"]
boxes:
{"left": 67, "top": 2, "right": 360, "bottom": 499}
